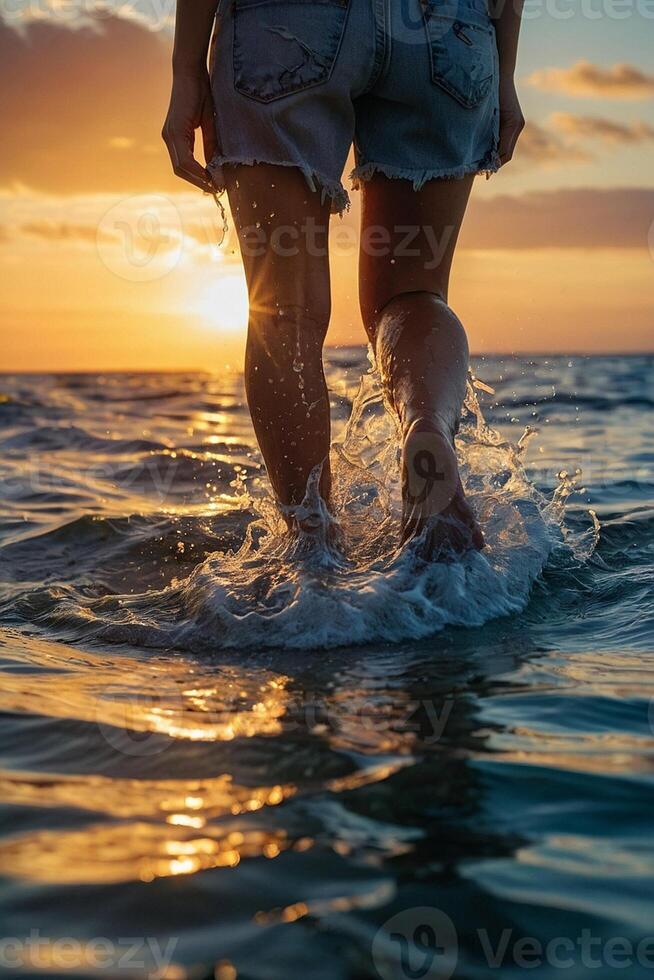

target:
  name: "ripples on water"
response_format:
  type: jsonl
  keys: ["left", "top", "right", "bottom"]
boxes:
{"left": 0, "top": 352, "right": 652, "bottom": 979}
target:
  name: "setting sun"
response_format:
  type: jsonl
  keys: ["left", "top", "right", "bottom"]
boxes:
{"left": 195, "top": 271, "right": 249, "bottom": 333}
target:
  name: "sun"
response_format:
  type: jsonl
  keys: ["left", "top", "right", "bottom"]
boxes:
{"left": 196, "top": 271, "right": 249, "bottom": 333}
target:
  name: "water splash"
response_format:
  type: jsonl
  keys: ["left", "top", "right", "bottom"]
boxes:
{"left": 45, "top": 358, "right": 595, "bottom": 652}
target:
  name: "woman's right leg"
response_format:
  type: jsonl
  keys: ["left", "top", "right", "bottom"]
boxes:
{"left": 223, "top": 164, "right": 333, "bottom": 521}
{"left": 359, "top": 173, "right": 485, "bottom": 555}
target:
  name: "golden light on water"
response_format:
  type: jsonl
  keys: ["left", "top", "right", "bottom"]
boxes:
{"left": 0, "top": 820, "right": 295, "bottom": 884}
{"left": 0, "top": 647, "right": 291, "bottom": 743}
{"left": 167, "top": 813, "right": 205, "bottom": 828}
{"left": 0, "top": 759, "right": 414, "bottom": 885}
{"left": 0, "top": 637, "right": 303, "bottom": 885}
{"left": 0, "top": 636, "right": 417, "bottom": 888}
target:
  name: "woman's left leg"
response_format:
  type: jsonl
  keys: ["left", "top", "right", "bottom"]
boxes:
{"left": 223, "top": 164, "right": 334, "bottom": 516}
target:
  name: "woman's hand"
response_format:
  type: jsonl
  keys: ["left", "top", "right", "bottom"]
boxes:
{"left": 497, "top": 76, "right": 525, "bottom": 167}
{"left": 162, "top": 71, "right": 218, "bottom": 191}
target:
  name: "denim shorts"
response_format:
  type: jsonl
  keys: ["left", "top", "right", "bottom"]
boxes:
{"left": 208, "top": 0, "right": 500, "bottom": 214}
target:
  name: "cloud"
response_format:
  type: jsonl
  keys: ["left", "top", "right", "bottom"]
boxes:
{"left": 527, "top": 60, "right": 654, "bottom": 100}
{"left": 458, "top": 188, "right": 654, "bottom": 250}
{"left": 20, "top": 221, "right": 101, "bottom": 242}
{"left": 0, "top": 15, "right": 179, "bottom": 194}
{"left": 16, "top": 217, "right": 215, "bottom": 249}
{"left": 1, "top": 0, "right": 173, "bottom": 33}
{"left": 2, "top": 188, "right": 653, "bottom": 252}
{"left": 514, "top": 121, "right": 593, "bottom": 167}
{"left": 0, "top": 189, "right": 232, "bottom": 259}
{"left": 550, "top": 113, "right": 654, "bottom": 144}
{"left": 107, "top": 137, "right": 137, "bottom": 150}
{"left": 511, "top": 114, "right": 654, "bottom": 169}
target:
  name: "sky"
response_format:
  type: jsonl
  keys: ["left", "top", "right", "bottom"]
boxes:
{"left": 1, "top": 0, "right": 653, "bottom": 370}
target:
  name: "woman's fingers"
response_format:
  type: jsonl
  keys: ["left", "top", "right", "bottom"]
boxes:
{"left": 499, "top": 126, "right": 519, "bottom": 165}
{"left": 498, "top": 114, "right": 525, "bottom": 166}
{"left": 162, "top": 123, "right": 214, "bottom": 191}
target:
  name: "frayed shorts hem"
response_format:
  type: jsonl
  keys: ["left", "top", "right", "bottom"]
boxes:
{"left": 207, "top": 154, "right": 351, "bottom": 216}
{"left": 350, "top": 152, "right": 502, "bottom": 191}
{"left": 206, "top": 147, "right": 502, "bottom": 219}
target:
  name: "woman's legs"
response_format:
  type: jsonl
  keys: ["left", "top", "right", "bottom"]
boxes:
{"left": 359, "top": 173, "right": 484, "bottom": 553}
{"left": 224, "top": 164, "right": 333, "bottom": 517}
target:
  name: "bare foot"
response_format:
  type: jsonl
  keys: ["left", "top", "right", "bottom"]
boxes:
{"left": 401, "top": 419, "right": 484, "bottom": 557}
{"left": 279, "top": 466, "right": 344, "bottom": 561}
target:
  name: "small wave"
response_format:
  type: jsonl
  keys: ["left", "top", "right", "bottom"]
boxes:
{"left": 0, "top": 425, "right": 168, "bottom": 454}
{"left": 0, "top": 512, "right": 253, "bottom": 594}
{"left": 490, "top": 393, "right": 654, "bottom": 413}
{"left": 111, "top": 450, "right": 253, "bottom": 496}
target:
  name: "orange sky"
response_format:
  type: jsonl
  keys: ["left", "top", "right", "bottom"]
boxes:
{"left": 1, "top": 9, "right": 653, "bottom": 369}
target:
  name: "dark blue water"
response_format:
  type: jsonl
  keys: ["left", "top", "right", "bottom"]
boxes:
{"left": 0, "top": 352, "right": 652, "bottom": 979}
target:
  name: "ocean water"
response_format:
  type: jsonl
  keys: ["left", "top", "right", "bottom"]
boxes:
{"left": 0, "top": 351, "right": 653, "bottom": 980}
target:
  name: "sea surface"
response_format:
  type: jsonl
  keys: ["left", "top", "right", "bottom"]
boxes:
{"left": 0, "top": 351, "right": 653, "bottom": 980}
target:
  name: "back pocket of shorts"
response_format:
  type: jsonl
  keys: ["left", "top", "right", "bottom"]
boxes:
{"left": 423, "top": 2, "right": 496, "bottom": 108}
{"left": 233, "top": 0, "right": 350, "bottom": 103}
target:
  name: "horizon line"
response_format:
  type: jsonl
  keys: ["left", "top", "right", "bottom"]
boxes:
{"left": 2, "top": 349, "right": 654, "bottom": 375}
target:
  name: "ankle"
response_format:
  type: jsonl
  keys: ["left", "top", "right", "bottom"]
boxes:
{"left": 402, "top": 413, "right": 455, "bottom": 445}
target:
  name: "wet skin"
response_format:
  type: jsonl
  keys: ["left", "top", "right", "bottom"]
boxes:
{"left": 223, "top": 164, "right": 484, "bottom": 556}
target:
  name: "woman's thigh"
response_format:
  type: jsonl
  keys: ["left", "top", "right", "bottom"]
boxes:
{"left": 358, "top": 173, "right": 475, "bottom": 335}
{"left": 223, "top": 164, "right": 334, "bottom": 326}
